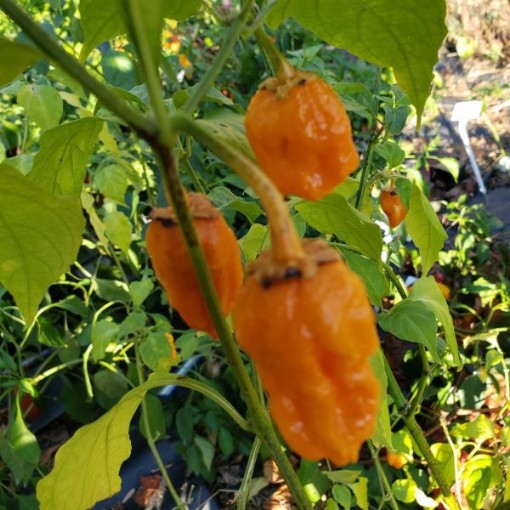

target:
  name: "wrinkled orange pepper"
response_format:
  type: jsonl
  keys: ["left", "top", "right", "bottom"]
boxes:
{"left": 233, "top": 239, "right": 380, "bottom": 465}
{"left": 245, "top": 72, "right": 360, "bottom": 200}
{"left": 146, "top": 193, "right": 243, "bottom": 337}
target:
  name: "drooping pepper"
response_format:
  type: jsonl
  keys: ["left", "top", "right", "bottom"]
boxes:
{"left": 233, "top": 239, "right": 380, "bottom": 465}
{"left": 146, "top": 193, "right": 243, "bottom": 338}
{"left": 244, "top": 72, "right": 360, "bottom": 200}
{"left": 380, "top": 187, "right": 408, "bottom": 228}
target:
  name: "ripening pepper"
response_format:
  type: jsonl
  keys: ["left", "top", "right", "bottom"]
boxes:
{"left": 233, "top": 239, "right": 380, "bottom": 465}
{"left": 146, "top": 193, "right": 243, "bottom": 338}
{"left": 380, "top": 187, "right": 408, "bottom": 228}
{"left": 244, "top": 71, "right": 360, "bottom": 200}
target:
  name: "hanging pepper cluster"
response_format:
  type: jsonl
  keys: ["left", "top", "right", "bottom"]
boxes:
{"left": 146, "top": 46, "right": 380, "bottom": 467}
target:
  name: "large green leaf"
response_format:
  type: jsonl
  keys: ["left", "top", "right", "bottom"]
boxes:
{"left": 378, "top": 300, "right": 440, "bottom": 362}
{"left": 398, "top": 179, "right": 447, "bottom": 274}
{"left": 17, "top": 84, "right": 63, "bottom": 132}
{"left": 36, "top": 371, "right": 236, "bottom": 510}
{"left": 296, "top": 193, "right": 382, "bottom": 260}
{"left": 79, "top": 0, "right": 202, "bottom": 60}
{"left": 0, "top": 165, "right": 85, "bottom": 324}
{"left": 267, "top": 0, "right": 446, "bottom": 118}
{"left": 408, "top": 276, "right": 460, "bottom": 366}
{"left": 29, "top": 118, "right": 103, "bottom": 196}
{"left": 0, "top": 38, "right": 41, "bottom": 86}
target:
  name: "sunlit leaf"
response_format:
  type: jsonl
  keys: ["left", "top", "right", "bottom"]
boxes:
{"left": 266, "top": 0, "right": 447, "bottom": 119}
{"left": 0, "top": 165, "right": 84, "bottom": 324}
{"left": 0, "top": 38, "right": 40, "bottom": 86}
{"left": 29, "top": 118, "right": 103, "bottom": 196}
{"left": 17, "top": 84, "right": 63, "bottom": 132}
{"left": 397, "top": 179, "right": 447, "bottom": 274}
{"left": 296, "top": 193, "right": 382, "bottom": 260}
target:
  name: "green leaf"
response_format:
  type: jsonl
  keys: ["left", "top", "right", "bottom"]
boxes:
{"left": 0, "top": 165, "right": 84, "bottom": 324}
{"left": 0, "top": 38, "right": 40, "bottom": 86}
{"left": 297, "top": 460, "right": 331, "bottom": 504}
{"left": 267, "top": 0, "right": 447, "bottom": 119}
{"left": 324, "top": 469, "right": 361, "bottom": 485}
{"left": 79, "top": 0, "right": 202, "bottom": 60}
{"left": 129, "top": 279, "right": 154, "bottom": 308}
{"left": 139, "top": 394, "right": 167, "bottom": 441}
{"left": 239, "top": 223, "right": 270, "bottom": 262}
{"left": 408, "top": 276, "right": 460, "bottom": 366}
{"left": 104, "top": 210, "right": 132, "bottom": 253}
{"left": 369, "top": 349, "right": 392, "bottom": 449}
{"left": 462, "top": 455, "right": 493, "bottom": 510}
{"left": 91, "top": 318, "right": 119, "bottom": 360}
{"left": 451, "top": 415, "right": 495, "bottom": 444}
{"left": 119, "top": 310, "right": 146, "bottom": 337}
{"left": 94, "top": 164, "right": 130, "bottom": 203}
{"left": 29, "top": 118, "right": 104, "bottom": 196}
{"left": 140, "top": 332, "right": 174, "bottom": 371}
{"left": 218, "top": 427, "right": 234, "bottom": 457}
{"left": 176, "top": 406, "right": 194, "bottom": 446}
{"left": 0, "top": 400, "right": 41, "bottom": 485}
{"left": 374, "top": 141, "right": 405, "bottom": 168}
{"left": 296, "top": 193, "right": 382, "bottom": 260}
{"left": 339, "top": 249, "right": 387, "bottom": 307}
{"left": 331, "top": 485, "right": 352, "bottom": 509}
{"left": 173, "top": 86, "right": 234, "bottom": 109}
{"left": 194, "top": 436, "right": 215, "bottom": 472}
{"left": 335, "top": 82, "right": 376, "bottom": 118}
{"left": 81, "top": 191, "right": 109, "bottom": 246}
{"left": 349, "top": 477, "right": 368, "bottom": 510}
{"left": 208, "top": 186, "right": 263, "bottom": 223}
{"left": 378, "top": 300, "right": 440, "bottom": 361}
{"left": 399, "top": 180, "right": 447, "bottom": 274}
{"left": 17, "top": 84, "right": 63, "bottom": 131}
{"left": 163, "top": 0, "right": 202, "bottom": 20}
{"left": 392, "top": 478, "right": 416, "bottom": 504}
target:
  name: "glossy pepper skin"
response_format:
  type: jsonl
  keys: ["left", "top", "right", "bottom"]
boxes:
{"left": 244, "top": 72, "right": 360, "bottom": 200}
{"left": 146, "top": 194, "right": 243, "bottom": 338}
{"left": 380, "top": 188, "right": 408, "bottom": 228}
{"left": 233, "top": 241, "right": 380, "bottom": 465}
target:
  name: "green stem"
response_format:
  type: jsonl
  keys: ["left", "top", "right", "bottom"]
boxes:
{"left": 168, "top": 112, "right": 304, "bottom": 261}
{"left": 31, "top": 360, "right": 82, "bottom": 385}
{"left": 237, "top": 436, "right": 262, "bottom": 510}
{"left": 254, "top": 26, "right": 296, "bottom": 81}
{"left": 134, "top": 340, "right": 186, "bottom": 510}
{"left": 0, "top": 0, "right": 155, "bottom": 140}
{"left": 124, "top": 0, "right": 170, "bottom": 142}
{"left": 368, "top": 442, "right": 399, "bottom": 510}
{"left": 383, "top": 357, "right": 460, "bottom": 509}
{"left": 355, "top": 67, "right": 382, "bottom": 210}
{"left": 182, "top": 0, "right": 255, "bottom": 114}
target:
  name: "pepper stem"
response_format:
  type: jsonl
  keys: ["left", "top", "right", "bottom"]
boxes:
{"left": 169, "top": 112, "right": 305, "bottom": 263}
{"left": 254, "top": 27, "right": 296, "bottom": 83}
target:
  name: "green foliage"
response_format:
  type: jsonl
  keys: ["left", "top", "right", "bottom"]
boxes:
{"left": 0, "top": 164, "right": 84, "bottom": 323}
{"left": 0, "top": 38, "right": 40, "bottom": 86}
{"left": 266, "top": 0, "right": 447, "bottom": 118}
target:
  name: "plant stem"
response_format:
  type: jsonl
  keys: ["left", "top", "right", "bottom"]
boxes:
{"left": 355, "top": 67, "right": 382, "bottom": 210}
{"left": 168, "top": 112, "right": 305, "bottom": 262}
{"left": 383, "top": 357, "right": 460, "bottom": 509}
{"left": 134, "top": 340, "right": 186, "bottom": 510}
{"left": 368, "top": 442, "right": 399, "bottom": 510}
{"left": 254, "top": 26, "right": 296, "bottom": 82}
{"left": 0, "top": 0, "right": 155, "bottom": 140}
{"left": 182, "top": 0, "right": 255, "bottom": 114}
{"left": 237, "top": 436, "right": 262, "bottom": 510}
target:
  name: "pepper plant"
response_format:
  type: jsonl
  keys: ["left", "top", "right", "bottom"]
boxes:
{"left": 0, "top": 0, "right": 501, "bottom": 509}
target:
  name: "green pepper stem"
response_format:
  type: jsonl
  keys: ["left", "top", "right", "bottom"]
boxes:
{"left": 254, "top": 27, "right": 296, "bottom": 82}
{"left": 168, "top": 112, "right": 305, "bottom": 262}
